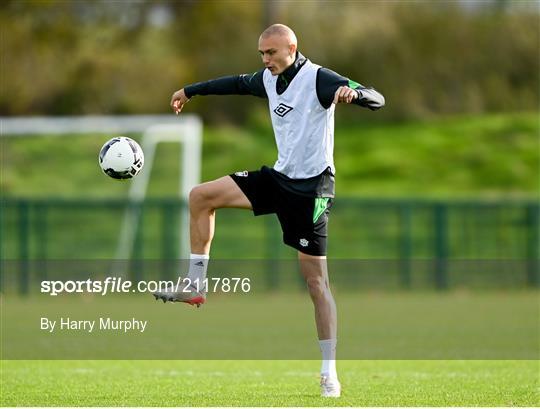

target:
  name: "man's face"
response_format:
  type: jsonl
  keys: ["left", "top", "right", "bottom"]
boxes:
{"left": 258, "top": 34, "right": 296, "bottom": 76}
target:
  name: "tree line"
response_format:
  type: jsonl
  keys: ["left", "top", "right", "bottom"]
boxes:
{"left": 1, "top": 0, "right": 538, "bottom": 122}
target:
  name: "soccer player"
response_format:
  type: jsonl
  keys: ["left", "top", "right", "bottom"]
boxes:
{"left": 154, "top": 24, "right": 385, "bottom": 397}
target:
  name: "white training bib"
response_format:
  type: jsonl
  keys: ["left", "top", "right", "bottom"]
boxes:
{"left": 263, "top": 60, "right": 335, "bottom": 179}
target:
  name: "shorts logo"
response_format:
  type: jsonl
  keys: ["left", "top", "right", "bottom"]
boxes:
{"left": 299, "top": 238, "right": 309, "bottom": 247}
{"left": 273, "top": 103, "right": 293, "bottom": 117}
{"left": 234, "top": 171, "right": 248, "bottom": 177}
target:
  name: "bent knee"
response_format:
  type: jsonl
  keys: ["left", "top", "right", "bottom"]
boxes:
{"left": 189, "top": 185, "right": 214, "bottom": 210}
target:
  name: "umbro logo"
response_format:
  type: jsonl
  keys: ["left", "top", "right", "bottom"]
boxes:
{"left": 273, "top": 103, "right": 293, "bottom": 117}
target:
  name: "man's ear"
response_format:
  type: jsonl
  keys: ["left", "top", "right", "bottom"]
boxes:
{"left": 289, "top": 43, "right": 297, "bottom": 56}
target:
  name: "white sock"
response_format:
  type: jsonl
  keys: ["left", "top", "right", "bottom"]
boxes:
{"left": 319, "top": 338, "right": 337, "bottom": 379}
{"left": 186, "top": 253, "right": 209, "bottom": 291}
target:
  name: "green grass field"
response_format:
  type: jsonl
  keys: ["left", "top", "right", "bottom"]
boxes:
{"left": 1, "top": 360, "right": 538, "bottom": 406}
{"left": 1, "top": 291, "right": 539, "bottom": 406}
{"left": 2, "top": 292, "right": 538, "bottom": 359}
{"left": 1, "top": 112, "right": 538, "bottom": 406}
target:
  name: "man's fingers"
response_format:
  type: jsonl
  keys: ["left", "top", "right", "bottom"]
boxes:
{"left": 345, "top": 89, "right": 354, "bottom": 103}
{"left": 170, "top": 93, "right": 179, "bottom": 108}
{"left": 334, "top": 86, "right": 359, "bottom": 104}
{"left": 333, "top": 86, "right": 343, "bottom": 104}
{"left": 172, "top": 100, "right": 183, "bottom": 115}
{"left": 170, "top": 89, "right": 187, "bottom": 113}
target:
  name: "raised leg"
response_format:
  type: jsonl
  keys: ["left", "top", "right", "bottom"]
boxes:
{"left": 189, "top": 176, "right": 252, "bottom": 254}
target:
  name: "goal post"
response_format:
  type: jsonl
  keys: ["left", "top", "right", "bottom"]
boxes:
{"left": 1, "top": 114, "right": 202, "bottom": 265}
{"left": 115, "top": 121, "right": 202, "bottom": 263}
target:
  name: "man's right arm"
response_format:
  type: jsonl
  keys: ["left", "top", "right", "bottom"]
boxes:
{"left": 184, "top": 70, "right": 267, "bottom": 99}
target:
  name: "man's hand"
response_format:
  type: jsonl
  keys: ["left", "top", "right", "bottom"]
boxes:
{"left": 333, "top": 86, "right": 359, "bottom": 105}
{"left": 170, "top": 88, "right": 190, "bottom": 115}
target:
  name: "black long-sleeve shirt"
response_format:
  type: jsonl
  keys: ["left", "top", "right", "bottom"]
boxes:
{"left": 184, "top": 52, "right": 385, "bottom": 110}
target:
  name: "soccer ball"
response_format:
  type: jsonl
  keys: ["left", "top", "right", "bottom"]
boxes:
{"left": 99, "top": 136, "right": 144, "bottom": 180}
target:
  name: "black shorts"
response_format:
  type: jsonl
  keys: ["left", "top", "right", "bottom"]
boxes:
{"left": 230, "top": 166, "right": 333, "bottom": 256}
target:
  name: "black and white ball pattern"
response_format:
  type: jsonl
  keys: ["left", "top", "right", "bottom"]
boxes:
{"left": 99, "top": 136, "right": 144, "bottom": 180}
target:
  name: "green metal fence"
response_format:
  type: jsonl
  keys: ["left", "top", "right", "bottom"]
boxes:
{"left": 1, "top": 197, "right": 538, "bottom": 292}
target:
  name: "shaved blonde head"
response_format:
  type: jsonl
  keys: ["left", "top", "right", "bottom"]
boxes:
{"left": 258, "top": 24, "right": 298, "bottom": 75}
{"left": 260, "top": 24, "right": 298, "bottom": 47}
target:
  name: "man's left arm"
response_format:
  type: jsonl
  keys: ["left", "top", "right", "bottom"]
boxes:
{"left": 316, "top": 68, "right": 385, "bottom": 110}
